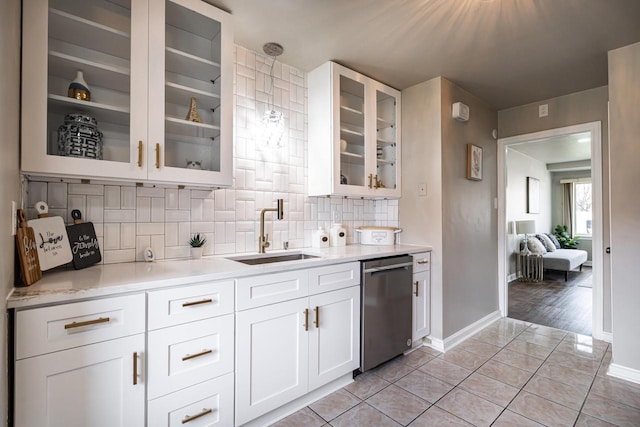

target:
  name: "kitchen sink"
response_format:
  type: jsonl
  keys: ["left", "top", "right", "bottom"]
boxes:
{"left": 227, "top": 252, "right": 321, "bottom": 265}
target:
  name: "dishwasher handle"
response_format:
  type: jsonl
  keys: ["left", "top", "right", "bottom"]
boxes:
{"left": 363, "top": 261, "right": 413, "bottom": 274}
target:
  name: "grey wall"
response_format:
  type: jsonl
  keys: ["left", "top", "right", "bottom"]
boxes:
{"left": 550, "top": 170, "right": 593, "bottom": 262}
{"left": 0, "top": 0, "right": 22, "bottom": 422}
{"left": 440, "top": 78, "right": 499, "bottom": 338}
{"left": 608, "top": 41, "right": 640, "bottom": 372}
{"left": 399, "top": 77, "right": 444, "bottom": 340}
{"left": 506, "top": 148, "right": 552, "bottom": 275}
{"left": 498, "top": 86, "right": 611, "bottom": 332}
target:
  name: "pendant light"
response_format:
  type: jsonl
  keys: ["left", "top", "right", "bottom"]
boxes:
{"left": 261, "top": 42, "right": 285, "bottom": 148}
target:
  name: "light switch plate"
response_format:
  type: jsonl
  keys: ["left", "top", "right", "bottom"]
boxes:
{"left": 539, "top": 104, "right": 549, "bottom": 117}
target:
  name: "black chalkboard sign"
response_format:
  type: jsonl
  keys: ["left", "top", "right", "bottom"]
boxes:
{"left": 66, "top": 210, "right": 101, "bottom": 269}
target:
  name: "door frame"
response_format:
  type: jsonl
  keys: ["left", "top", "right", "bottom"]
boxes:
{"left": 497, "top": 121, "right": 605, "bottom": 340}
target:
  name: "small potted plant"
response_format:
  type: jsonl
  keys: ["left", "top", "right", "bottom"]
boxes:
{"left": 188, "top": 233, "right": 207, "bottom": 259}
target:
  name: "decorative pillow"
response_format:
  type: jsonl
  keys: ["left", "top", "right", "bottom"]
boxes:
{"left": 537, "top": 233, "right": 556, "bottom": 252}
{"left": 546, "top": 233, "right": 561, "bottom": 249}
{"left": 527, "top": 236, "right": 547, "bottom": 254}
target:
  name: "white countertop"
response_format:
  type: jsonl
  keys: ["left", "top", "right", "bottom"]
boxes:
{"left": 8, "top": 244, "right": 431, "bottom": 309}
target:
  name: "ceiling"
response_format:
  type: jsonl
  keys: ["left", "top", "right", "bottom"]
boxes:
{"left": 509, "top": 132, "right": 591, "bottom": 167}
{"left": 204, "top": 0, "right": 640, "bottom": 109}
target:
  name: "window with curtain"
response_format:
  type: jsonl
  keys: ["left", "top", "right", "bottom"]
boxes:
{"left": 573, "top": 181, "right": 592, "bottom": 237}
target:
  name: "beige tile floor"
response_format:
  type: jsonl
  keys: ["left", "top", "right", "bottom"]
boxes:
{"left": 271, "top": 318, "right": 640, "bottom": 427}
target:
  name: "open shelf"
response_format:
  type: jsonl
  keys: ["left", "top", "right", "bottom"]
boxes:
{"left": 165, "top": 116, "right": 220, "bottom": 139}
{"left": 377, "top": 117, "right": 395, "bottom": 130}
{"left": 376, "top": 158, "right": 395, "bottom": 166}
{"left": 165, "top": 47, "right": 220, "bottom": 82}
{"left": 165, "top": 82, "right": 219, "bottom": 108}
{"left": 340, "top": 105, "right": 364, "bottom": 126}
{"left": 48, "top": 8, "right": 130, "bottom": 59}
{"left": 48, "top": 94, "right": 129, "bottom": 124}
{"left": 49, "top": 50, "right": 130, "bottom": 93}
{"left": 340, "top": 151, "right": 365, "bottom": 166}
{"left": 376, "top": 138, "right": 396, "bottom": 147}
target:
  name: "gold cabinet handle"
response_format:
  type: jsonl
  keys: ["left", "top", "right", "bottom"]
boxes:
{"left": 374, "top": 174, "right": 380, "bottom": 189}
{"left": 368, "top": 173, "right": 373, "bottom": 189}
{"left": 304, "top": 308, "right": 309, "bottom": 331}
{"left": 155, "top": 143, "right": 160, "bottom": 169}
{"left": 182, "top": 349, "right": 213, "bottom": 361}
{"left": 417, "top": 259, "right": 429, "bottom": 264}
{"left": 414, "top": 281, "right": 419, "bottom": 297}
{"left": 64, "top": 317, "right": 110, "bottom": 329}
{"left": 182, "top": 298, "right": 213, "bottom": 307}
{"left": 314, "top": 306, "right": 320, "bottom": 328}
{"left": 133, "top": 352, "right": 138, "bottom": 385}
{"left": 182, "top": 408, "right": 213, "bottom": 424}
{"left": 137, "top": 140, "right": 143, "bottom": 167}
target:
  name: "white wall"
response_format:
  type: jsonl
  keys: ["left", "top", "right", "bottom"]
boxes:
{"left": 25, "top": 46, "right": 399, "bottom": 263}
{"left": 608, "top": 41, "right": 640, "bottom": 375}
{"left": 0, "top": 0, "right": 22, "bottom": 423}
{"left": 506, "top": 148, "right": 551, "bottom": 274}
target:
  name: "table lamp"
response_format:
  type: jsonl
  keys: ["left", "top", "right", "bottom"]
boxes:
{"left": 516, "top": 220, "right": 536, "bottom": 255}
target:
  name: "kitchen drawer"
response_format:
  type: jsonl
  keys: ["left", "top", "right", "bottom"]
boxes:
{"left": 16, "top": 293, "right": 145, "bottom": 360}
{"left": 236, "top": 270, "right": 308, "bottom": 311}
{"left": 147, "top": 315, "right": 234, "bottom": 399}
{"left": 147, "top": 280, "right": 234, "bottom": 330}
{"left": 412, "top": 251, "right": 431, "bottom": 273}
{"left": 308, "top": 262, "right": 360, "bottom": 295}
{"left": 148, "top": 372, "right": 234, "bottom": 427}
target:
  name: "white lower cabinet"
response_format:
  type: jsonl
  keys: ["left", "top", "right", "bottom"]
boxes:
{"left": 412, "top": 252, "right": 431, "bottom": 342}
{"left": 147, "top": 373, "right": 234, "bottom": 426}
{"left": 236, "top": 285, "right": 360, "bottom": 425}
{"left": 13, "top": 294, "right": 146, "bottom": 427}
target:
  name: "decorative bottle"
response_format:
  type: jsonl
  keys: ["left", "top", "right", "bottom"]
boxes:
{"left": 185, "top": 97, "right": 203, "bottom": 123}
{"left": 67, "top": 70, "right": 91, "bottom": 101}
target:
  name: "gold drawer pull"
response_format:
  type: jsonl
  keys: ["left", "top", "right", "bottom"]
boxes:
{"left": 155, "top": 143, "right": 160, "bottom": 169}
{"left": 182, "top": 298, "right": 213, "bottom": 307}
{"left": 182, "top": 349, "right": 213, "bottom": 361}
{"left": 417, "top": 259, "right": 429, "bottom": 264}
{"left": 314, "top": 306, "right": 320, "bottom": 328}
{"left": 182, "top": 408, "right": 213, "bottom": 424}
{"left": 414, "top": 281, "right": 419, "bottom": 297}
{"left": 304, "top": 308, "right": 309, "bottom": 331}
{"left": 64, "top": 317, "right": 110, "bottom": 329}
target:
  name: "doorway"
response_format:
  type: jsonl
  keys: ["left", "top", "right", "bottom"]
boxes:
{"left": 497, "top": 122, "right": 604, "bottom": 339}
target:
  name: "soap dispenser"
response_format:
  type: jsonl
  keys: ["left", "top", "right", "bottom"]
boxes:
{"left": 312, "top": 226, "right": 330, "bottom": 248}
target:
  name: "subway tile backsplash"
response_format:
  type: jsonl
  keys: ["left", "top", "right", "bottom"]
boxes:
{"left": 24, "top": 45, "right": 399, "bottom": 265}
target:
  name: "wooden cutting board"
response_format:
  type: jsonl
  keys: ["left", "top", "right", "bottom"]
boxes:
{"left": 66, "top": 209, "right": 101, "bottom": 269}
{"left": 27, "top": 201, "right": 73, "bottom": 271}
{"left": 15, "top": 209, "right": 42, "bottom": 286}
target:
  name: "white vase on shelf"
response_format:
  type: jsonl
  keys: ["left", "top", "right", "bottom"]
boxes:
{"left": 67, "top": 70, "right": 91, "bottom": 101}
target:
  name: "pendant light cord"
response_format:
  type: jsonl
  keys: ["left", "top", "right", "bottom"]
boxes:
{"left": 267, "top": 55, "right": 276, "bottom": 111}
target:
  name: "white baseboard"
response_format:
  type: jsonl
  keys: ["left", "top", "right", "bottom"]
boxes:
{"left": 608, "top": 363, "right": 640, "bottom": 385}
{"left": 584, "top": 261, "right": 593, "bottom": 267}
{"left": 594, "top": 330, "right": 612, "bottom": 343}
{"left": 439, "top": 310, "right": 502, "bottom": 352}
{"left": 507, "top": 273, "right": 517, "bottom": 283}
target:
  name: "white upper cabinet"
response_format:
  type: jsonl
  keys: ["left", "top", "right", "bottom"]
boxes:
{"left": 308, "top": 61, "right": 401, "bottom": 198}
{"left": 21, "top": 0, "right": 233, "bottom": 187}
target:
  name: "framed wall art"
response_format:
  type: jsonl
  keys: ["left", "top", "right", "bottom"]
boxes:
{"left": 527, "top": 176, "right": 540, "bottom": 213}
{"left": 467, "top": 144, "right": 482, "bottom": 181}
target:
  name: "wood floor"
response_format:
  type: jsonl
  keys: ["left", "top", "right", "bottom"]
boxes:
{"left": 508, "top": 266, "right": 592, "bottom": 336}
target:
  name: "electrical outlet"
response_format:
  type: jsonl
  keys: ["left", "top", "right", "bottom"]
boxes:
{"left": 418, "top": 183, "right": 427, "bottom": 197}
{"left": 11, "top": 201, "right": 17, "bottom": 235}
{"left": 539, "top": 104, "right": 549, "bottom": 117}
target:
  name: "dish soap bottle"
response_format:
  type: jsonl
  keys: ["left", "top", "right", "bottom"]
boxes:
{"left": 312, "top": 226, "right": 330, "bottom": 248}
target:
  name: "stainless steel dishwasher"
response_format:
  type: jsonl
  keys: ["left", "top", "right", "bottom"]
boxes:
{"left": 360, "top": 255, "right": 413, "bottom": 372}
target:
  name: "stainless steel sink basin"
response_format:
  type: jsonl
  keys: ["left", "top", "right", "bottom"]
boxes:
{"left": 227, "top": 252, "right": 321, "bottom": 265}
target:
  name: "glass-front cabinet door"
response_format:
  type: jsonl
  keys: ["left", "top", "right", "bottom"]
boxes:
{"left": 22, "top": 0, "right": 148, "bottom": 180}
{"left": 147, "top": 0, "right": 233, "bottom": 186}
{"left": 22, "top": 0, "right": 233, "bottom": 187}
{"left": 308, "top": 61, "right": 401, "bottom": 198}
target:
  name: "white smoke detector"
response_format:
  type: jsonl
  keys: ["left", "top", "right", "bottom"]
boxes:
{"left": 452, "top": 102, "right": 469, "bottom": 122}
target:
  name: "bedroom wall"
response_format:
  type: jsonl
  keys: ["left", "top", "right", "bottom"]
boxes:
{"left": 506, "top": 148, "right": 551, "bottom": 276}
{"left": 550, "top": 170, "right": 593, "bottom": 262}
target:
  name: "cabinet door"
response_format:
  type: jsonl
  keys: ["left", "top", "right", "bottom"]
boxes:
{"left": 21, "top": 0, "right": 148, "bottom": 181}
{"left": 412, "top": 270, "right": 431, "bottom": 342}
{"left": 15, "top": 334, "right": 145, "bottom": 427}
{"left": 147, "top": 0, "right": 233, "bottom": 186}
{"left": 235, "top": 298, "right": 309, "bottom": 425}
{"left": 308, "top": 286, "right": 360, "bottom": 391}
{"left": 370, "top": 80, "right": 401, "bottom": 198}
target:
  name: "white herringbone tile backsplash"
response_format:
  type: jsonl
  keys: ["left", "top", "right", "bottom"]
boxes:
{"left": 24, "top": 45, "right": 399, "bottom": 264}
